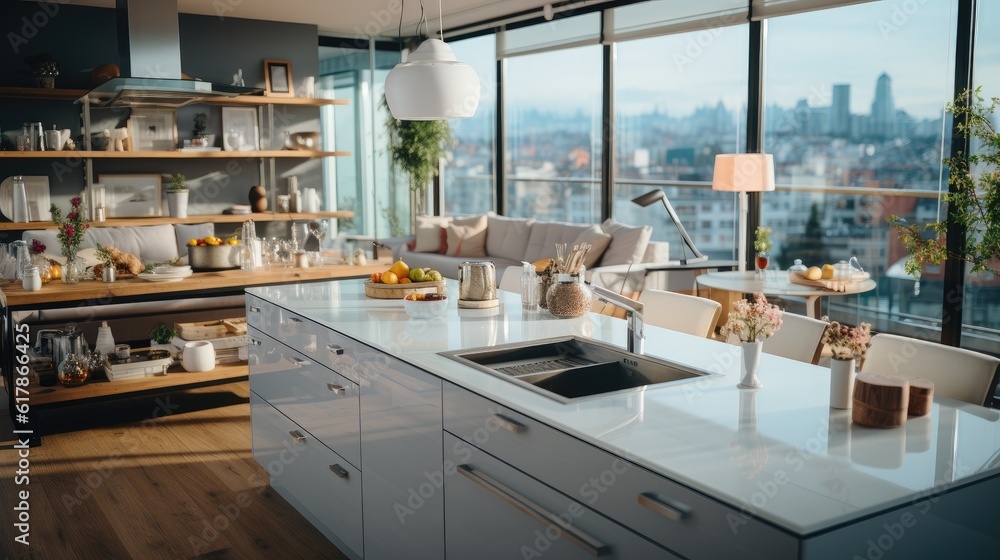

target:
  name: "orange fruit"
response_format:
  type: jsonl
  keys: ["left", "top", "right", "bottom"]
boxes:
{"left": 187, "top": 238, "right": 198, "bottom": 247}
{"left": 382, "top": 271, "right": 399, "bottom": 285}
{"left": 399, "top": 277, "right": 411, "bottom": 284}
{"left": 389, "top": 259, "right": 409, "bottom": 279}
{"left": 370, "top": 272, "right": 382, "bottom": 283}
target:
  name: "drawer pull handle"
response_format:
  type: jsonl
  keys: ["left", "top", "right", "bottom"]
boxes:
{"left": 638, "top": 492, "right": 691, "bottom": 522}
{"left": 492, "top": 414, "right": 526, "bottom": 434}
{"left": 249, "top": 305, "right": 260, "bottom": 313}
{"left": 327, "top": 343, "right": 345, "bottom": 355}
{"left": 288, "top": 430, "right": 306, "bottom": 444}
{"left": 327, "top": 383, "right": 347, "bottom": 395}
{"left": 458, "top": 464, "right": 610, "bottom": 557}
{"left": 329, "top": 464, "right": 349, "bottom": 479}
{"left": 287, "top": 356, "right": 311, "bottom": 367}
{"left": 249, "top": 338, "right": 262, "bottom": 346}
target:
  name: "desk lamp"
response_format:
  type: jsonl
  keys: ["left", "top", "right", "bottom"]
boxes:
{"left": 631, "top": 189, "right": 707, "bottom": 265}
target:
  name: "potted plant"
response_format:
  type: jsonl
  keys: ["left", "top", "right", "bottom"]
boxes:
{"left": 821, "top": 318, "right": 872, "bottom": 409}
{"left": 191, "top": 112, "right": 213, "bottom": 147}
{"left": 720, "top": 293, "right": 783, "bottom": 389}
{"left": 166, "top": 173, "right": 190, "bottom": 218}
{"left": 383, "top": 96, "right": 454, "bottom": 221}
{"left": 889, "top": 87, "right": 1000, "bottom": 282}
{"left": 26, "top": 54, "right": 59, "bottom": 88}
{"left": 149, "top": 322, "right": 177, "bottom": 356}
{"left": 95, "top": 244, "right": 117, "bottom": 283}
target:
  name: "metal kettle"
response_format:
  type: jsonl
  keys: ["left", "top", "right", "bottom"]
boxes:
{"left": 37, "top": 326, "right": 90, "bottom": 369}
{"left": 457, "top": 261, "right": 498, "bottom": 309}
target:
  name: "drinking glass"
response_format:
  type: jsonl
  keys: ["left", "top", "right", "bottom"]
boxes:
{"left": 308, "top": 219, "right": 327, "bottom": 263}
{"left": 755, "top": 253, "right": 770, "bottom": 281}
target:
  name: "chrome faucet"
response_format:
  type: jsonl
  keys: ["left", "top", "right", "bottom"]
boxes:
{"left": 586, "top": 282, "right": 645, "bottom": 354}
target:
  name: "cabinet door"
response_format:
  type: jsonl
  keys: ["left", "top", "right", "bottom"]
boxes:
{"left": 444, "top": 433, "right": 678, "bottom": 560}
{"left": 250, "top": 393, "right": 363, "bottom": 559}
{"left": 249, "top": 328, "right": 361, "bottom": 468}
{"left": 357, "top": 343, "right": 444, "bottom": 560}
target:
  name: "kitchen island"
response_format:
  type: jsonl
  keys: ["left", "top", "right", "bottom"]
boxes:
{"left": 246, "top": 279, "right": 1000, "bottom": 560}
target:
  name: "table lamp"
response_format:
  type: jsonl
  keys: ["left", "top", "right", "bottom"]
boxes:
{"left": 632, "top": 189, "right": 707, "bottom": 264}
{"left": 712, "top": 154, "right": 775, "bottom": 271}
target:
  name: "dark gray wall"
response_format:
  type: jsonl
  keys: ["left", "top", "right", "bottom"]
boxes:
{"left": 0, "top": 2, "right": 323, "bottom": 240}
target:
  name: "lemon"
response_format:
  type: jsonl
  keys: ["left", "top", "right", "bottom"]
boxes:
{"left": 805, "top": 266, "right": 823, "bottom": 280}
{"left": 382, "top": 271, "right": 399, "bottom": 285}
{"left": 821, "top": 264, "right": 835, "bottom": 280}
{"left": 187, "top": 238, "right": 198, "bottom": 247}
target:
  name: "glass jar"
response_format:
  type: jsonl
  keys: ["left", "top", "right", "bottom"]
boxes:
{"left": 32, "top": 255, "right": 52, "bottom": 283}
{"left": 57, "top": 354, "right": 89, "bottom": 387}
{"left": 545, "top": 274, "right": 594, "bottom": 318}
{"left": 22, "top": 264, "right": 41, "bottom": 291}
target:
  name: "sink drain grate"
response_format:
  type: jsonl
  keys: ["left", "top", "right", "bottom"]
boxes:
{"left": 495, "top": 356, "right": 593, "bottom": 377}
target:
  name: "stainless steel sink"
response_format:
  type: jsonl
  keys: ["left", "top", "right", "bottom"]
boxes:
{"left": 439, "top": 336, "right": 718, "bottom": 403}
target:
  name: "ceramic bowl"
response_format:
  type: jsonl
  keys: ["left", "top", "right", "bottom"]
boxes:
{"left": 402, "top": 294, "right": 448, "bottom": 320}
{"left": 181, "top": 340, "right": 215, "bottom": 372}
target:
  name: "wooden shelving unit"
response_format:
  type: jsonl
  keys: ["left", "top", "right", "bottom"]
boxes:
{"left": 28, "top": 362, "right": 249, "bottom": 406}
{"left": 0, "top": 86, "right": 89, "bottom": 100}
{"left": 201, "top": 95, "right": 349, "bottom": 107}
{"left": 0, "top": 149, "right": 349, "bottom": 159}
{"left": 0, "top": 211, "right": 353, "bottom": 231}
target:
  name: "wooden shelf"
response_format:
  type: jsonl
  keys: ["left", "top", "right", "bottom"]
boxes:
{"left": 28, "top": 362, "right": 249, "bottom": 406}
{"left": 201, "top": 95, "right": 349, "bottom": 107}
{"left": 0, "top": 211, "right": 354, "bottom": 231}
{"left": 0, "top": 149, "right": 349, "bottom": 159}
{"left": 0, "top": 86, "right": 89, "bottom": 100}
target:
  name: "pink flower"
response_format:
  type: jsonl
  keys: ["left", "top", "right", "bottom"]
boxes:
{"left": 67, "top": 211, "right": 78, "bottom": 221}
{"left": 70, "top": 197, "right": 82, "bottom": 206}
{"left": 64, "top": 225, "right": 74, "bottom": 238}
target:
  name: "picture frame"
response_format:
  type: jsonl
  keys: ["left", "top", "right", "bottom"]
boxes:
{"left": 127, "top": 109, "right": 178, "bottom": 151}
{"left": 221, "top": 107, "right": 261, "bottom": 151}
{"left": 264, "top": 59, "right": 294, "bottom": 97}
{"left": 98, "top": 174, "right": 162, "bottom": 217}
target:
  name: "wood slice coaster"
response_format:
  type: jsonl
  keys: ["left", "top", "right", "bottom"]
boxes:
{"left": 852, "top": 373, "right": 910, "bottom": 428}
{"left": 906, "top": 377, "right": 934, "bottom": 417}
{"left": 457, "top": 297, "right": 499, "bottom": 309}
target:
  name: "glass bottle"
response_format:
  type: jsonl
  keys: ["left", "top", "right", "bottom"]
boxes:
{"left": 57, "top": 354, "right": 89, "bottom": 386}
{"left": 22, "top": 264, "right": 41, "bottom": 291}
{"left": 545, "top": 274, "right": 594, "bottom": 318}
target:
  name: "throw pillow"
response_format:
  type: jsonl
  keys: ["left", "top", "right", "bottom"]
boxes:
{"left": 414, "top": 216, "right": 453, "bottom": 253}
{"left": 486, "top": 214, "right": 535, "bottom": 262}
{"left": 571, "top": 225, "right": 613, "bottom": 269}
{"left": 599, "top": 219, "right": 653, "bottom": 266}
{"left": 445, "top": 216, "right": 488, "bottom": 257}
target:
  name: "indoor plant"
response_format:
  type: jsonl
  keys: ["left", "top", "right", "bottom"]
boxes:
{"left": 383, "top": 96, "right": 454, "bottom": 220}
{"left": 166, "top": 173, "right": 190, "bottom": 218}
{"left": 191, "top": 112, "right": 213, "bottom": 147}
{"left": 26, "top": 54, "right": 59, "bottom": 88}
{"left": 753, "top": 226, "right": 773, "bottom": 278}
{"left": 889, "top": 87, "right": 1000, "bottom": 280}
{"left": 49, "top": 197, "right": 90, "bottom": 283}
{"left": 149, "top": 322, "right": 177, "bottom": 355}
{"left": 821, "top": 318, "right": 872, "bottom": 409}
{"left": 720, "top": 293, "right": 783, "bottom": 389}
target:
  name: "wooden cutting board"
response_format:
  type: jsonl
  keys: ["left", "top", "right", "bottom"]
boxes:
{"left": 787, "top": 270, "right": 870, "bottom": 292}
{"left": 175, "top": 317, "right": 247, "bottom": 340}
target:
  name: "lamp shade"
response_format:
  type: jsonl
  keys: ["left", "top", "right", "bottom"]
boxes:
{"left": 385, "top": 39, "right": 482, "bottom": 120}
{"left": 712, "top": 154, "right": 775, "bottom": 192}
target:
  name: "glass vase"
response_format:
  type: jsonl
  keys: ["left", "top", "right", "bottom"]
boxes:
{"left": 32, "top": 255, "right": 52, "bottom": 283}
{"left": 57, "top": 354, "right": 89, "bottom": 387}
{"left": 61, "top": 252, "right": 81, "bottom": 284}
{"left": 545, "top": 274, "right": 594, "bottom": 318}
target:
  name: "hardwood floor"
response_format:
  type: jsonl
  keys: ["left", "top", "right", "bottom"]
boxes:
{"left": 0, "top": 382, "right": 349, "bottom": 560}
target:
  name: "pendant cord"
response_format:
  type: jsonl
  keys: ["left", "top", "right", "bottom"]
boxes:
{"left": 439, "top": 0, "right": 444, "bottom": 41}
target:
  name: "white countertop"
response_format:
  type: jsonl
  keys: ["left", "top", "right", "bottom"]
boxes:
{"left": 247, "top": 279, "right": 1000, "bottom": 536}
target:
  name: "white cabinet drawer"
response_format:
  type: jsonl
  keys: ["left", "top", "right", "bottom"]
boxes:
{"left": 247, "top": 295, "right": 363, "bottom": 384}
{"left": 250, "top": 393, "right": 363, "bottom": 559}
{"left": 443, "top": 383, "right": 798, "bottom": 560}
{"left": 444, "top": 432, "right": 678, "bottom": 560}
{"left": 249, "top": 328, "right": 361, "bottom": 469}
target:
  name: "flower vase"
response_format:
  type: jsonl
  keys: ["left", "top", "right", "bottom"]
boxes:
{"left": 829, "top": 357, "right": 857, "bottom": 409}
{"left": 61, "top": 253, "right": 81, "bottom": 284}
{"left": 739, "top": 341, "right": 764, "bottom": 389}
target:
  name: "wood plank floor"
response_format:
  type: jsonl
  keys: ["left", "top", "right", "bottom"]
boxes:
{"left": 0, "top": 382, "right": 349, "bottom": 560}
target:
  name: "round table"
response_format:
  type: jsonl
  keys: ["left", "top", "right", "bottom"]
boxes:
{"left": 695, "top": 271, "right": 877, "bottom": 318}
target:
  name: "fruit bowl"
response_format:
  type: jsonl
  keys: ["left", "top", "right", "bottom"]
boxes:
{"left": 364, "top": 280, "right": 446, "bottom": 299}
{"left": 188, "top": 244, "right": 240, "bottom": 271}
{"left": 402, "top": 293, "right": 448, "bottom": 319}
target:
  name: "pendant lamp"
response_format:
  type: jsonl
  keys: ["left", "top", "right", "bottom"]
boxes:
{"left": 384, "top": 2, "right": 481, "bottom": 120}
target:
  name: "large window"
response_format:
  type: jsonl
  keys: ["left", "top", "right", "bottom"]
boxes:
{"left": 613, "top": 23, "right": 748, "bottom": 262}
{"left": 442, "top": 35, "right": 496, "bottom": 216}
{"left": 762, "top": 0, "right": 956, "bottom": 331}
{"left": 505, "top": 42, "right": 603, "bottom": 223}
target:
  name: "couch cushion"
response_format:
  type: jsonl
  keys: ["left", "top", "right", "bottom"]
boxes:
{"left": 23, "top": 224, "right": 180, "bottom": 264}
{"left": 486, "top": 215, "right": 534, "bottom": 262}
{"left": 599, "top": 219, "right": 652, "bottom": 266}
{"left": 571, "top": 225, "right": 613, "bottom": 269}
{"left": 414, "top": 216, "right": 453, "bottom": 253}
{"left": 523, "top": 221, "right": 592, "bottom": 263}
{"left": 444, "top": 215, "right": 488, "bottom": 257}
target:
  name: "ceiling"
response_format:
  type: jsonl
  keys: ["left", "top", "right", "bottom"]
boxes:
{"left": 69, "top": 0, "right": 586, "bottom": 38}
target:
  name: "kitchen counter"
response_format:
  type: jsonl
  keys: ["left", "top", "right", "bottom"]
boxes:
{"left": 247, "top": 279, "right": 1000, "bottom": 539}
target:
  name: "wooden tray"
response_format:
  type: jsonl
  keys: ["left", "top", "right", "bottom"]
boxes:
{"left": 787, "top": 270, "right": 870, "bottom": 292}
{"left": 175, "top": 317, "right": 247, "bottom": 340}
{"left": 364, "top": 280, "right": 446, "bottom": 299}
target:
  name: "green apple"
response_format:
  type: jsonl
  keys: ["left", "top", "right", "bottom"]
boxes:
{"left": 409, "top": 268, "right": 426, "bottom": 282}
{"left": 427, "top": 270, "right": 443, "bottom": 282}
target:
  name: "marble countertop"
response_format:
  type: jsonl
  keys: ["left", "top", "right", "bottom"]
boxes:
{"left": 247, "top": 279, "right": 1000, "bottom": 536}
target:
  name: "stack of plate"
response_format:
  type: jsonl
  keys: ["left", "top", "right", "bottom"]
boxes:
{"left": 137, "top": 265, "right": 193, "bottom": 282}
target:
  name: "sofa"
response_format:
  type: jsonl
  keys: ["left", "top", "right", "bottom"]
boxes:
{"left": 388, "top": 214, "right": 673, "bottom": 292}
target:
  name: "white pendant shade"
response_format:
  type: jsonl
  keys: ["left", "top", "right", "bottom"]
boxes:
{"left": 385, "top": 39, "right": 482, "bottom": 120}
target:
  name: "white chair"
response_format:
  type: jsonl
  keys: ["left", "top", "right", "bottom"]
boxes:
{"left": 498, "top": 265, "right": 522, "bottom": 293}
{"left": 862, "top": 333, "right": 1000, "bottom": 407}
{"left": 637, "top": 289, "right": 721, "bottom": 339}
{"left": 726, "top": 313, "right": 828, "bottom": 365}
